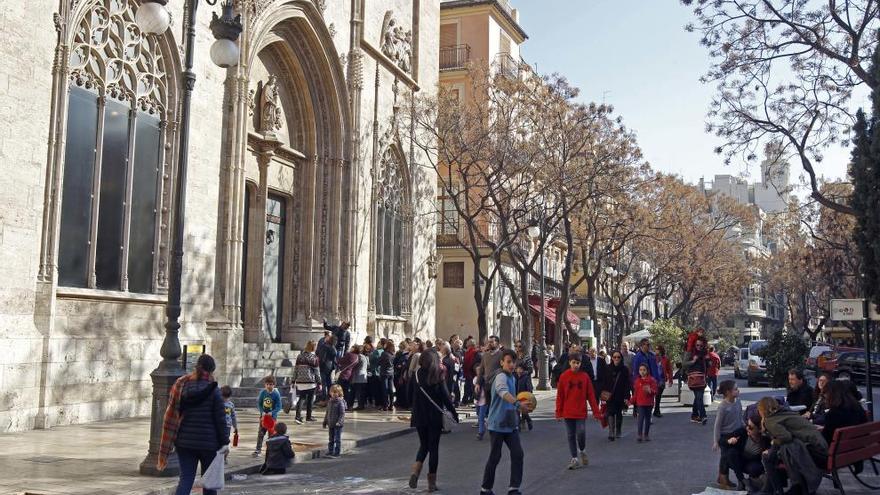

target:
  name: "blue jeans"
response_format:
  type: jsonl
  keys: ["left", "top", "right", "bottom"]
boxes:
{"left": 328, "top": 426, "right": 342, "bottom": 456}
{"left": 637, "top": 406, "right": 652, "bottom": 436}
{"left": 564, "top": 418, "right": 586, "bottom": 457}
{"left": 175, "top": 447, "right": 218, "bottom": 495}
{"left": 708, "top": 376, "right": 718, "bottom": 397}
{"left": 476, "top": 404, "right": 488, "bottom": 435}
{"left": 692, "top": 388, "right": 706, "bottom": 420}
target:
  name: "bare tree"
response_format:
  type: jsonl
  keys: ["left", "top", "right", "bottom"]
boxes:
{"left": 682, "top": 0, "right": 880, "bottom": 214}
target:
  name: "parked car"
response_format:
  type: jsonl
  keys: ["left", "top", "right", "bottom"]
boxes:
{"left": 833, "top": 351, "right": 880, "bottom": 384}
{"left": 746, "top": 339, "right": 769, "bottom": 387}
{"left": 734, "top": 347, "right": 750, "bottom": 379}
{"left": 723, "top": 346, "right": 739, "bottom": 366}
{"left": 805, "top": 345, "right": 832, "bottom": 370}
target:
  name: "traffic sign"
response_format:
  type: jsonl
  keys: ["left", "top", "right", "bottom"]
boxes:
{"left": 830, "top": 298, "right": 880, "bottom": 321}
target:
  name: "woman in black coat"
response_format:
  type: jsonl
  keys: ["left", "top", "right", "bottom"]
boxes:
{"left": 600, "top": 350, "right": 632, "bottom": 440}
{"left": 688, "top": 336, "right": 711, "bottom": 424}
{"left": 409, "top": 349, "right": 459, "bottom": 492}
{"left": 171, "top": 354, "right": 228, "bottom": 495}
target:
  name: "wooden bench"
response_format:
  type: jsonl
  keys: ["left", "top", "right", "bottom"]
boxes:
{"left": 825, "top": 421, "right": 880, "bottom": 494}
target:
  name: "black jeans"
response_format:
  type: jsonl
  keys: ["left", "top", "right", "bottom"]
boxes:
{"left": 382, "top": 376, "right": 394, "bottom": 408}
{"left": 708, "top": 375, "right": 718, "bottom": 397}
{"left": 320, "top": 369, "right": 333, "bottom": 401}
{"left": 463, "top": 377, "right": 474, "bottom": 404}
{"left": 295, "top": 388, "right": 315, "bottom": 420}
{"left": 415, "top": 425, "right": 442, "bottom": 474}
{"left": 718, "top": 429, "right": 746, "bottom": 482}
{"left": 481, "top": 430, "right": 524, "bottom": 491}
{"left": 691, "top": 388, "right": 706, "bottom": 420}
{"left": 564, "top": 419, "right": 586, "bottom": 457}
{"left": 654, "top": 383, "right": 665, "bottom": 414}
{"left": 175, "top": 447, "right": 218, "bottom": 495}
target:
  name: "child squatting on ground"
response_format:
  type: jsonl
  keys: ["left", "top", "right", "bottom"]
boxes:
{"left": 554, "top": 352, "right": 602, "bottom": 470}
{"left": 323, "top": 384, "right": 347, "bottom": 458}
{"left": 261, "top": 422, "right": 295, "bottom": 475}
{"left": 254, "top": 375, "right": 282, "bottom": 457}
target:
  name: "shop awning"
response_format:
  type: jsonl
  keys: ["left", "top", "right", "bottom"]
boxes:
{"left": 528, "top": 302, "right": 579, "bottom": 326}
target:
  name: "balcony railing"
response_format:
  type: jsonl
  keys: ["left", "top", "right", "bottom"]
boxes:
{"left": 496, "top": 52, "right": 519, "bottom": 79}
{"left": 440, "top": 44, "right": 471, "bottom": 71}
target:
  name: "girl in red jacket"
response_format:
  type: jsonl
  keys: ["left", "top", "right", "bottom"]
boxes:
{"left": 631, "top": 363, "right": 658, "bottom": 442}
{"left": 555, "top": 353, "right": 602, "bottom": 470}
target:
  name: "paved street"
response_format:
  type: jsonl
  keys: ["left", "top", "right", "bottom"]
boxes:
{"left": 222, "top": 370, "right": 878, "bottom": 495}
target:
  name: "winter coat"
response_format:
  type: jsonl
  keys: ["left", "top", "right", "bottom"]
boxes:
{"left": 707, "top": 352, "right": 721, "bottom": 378}
{"left": 352, "top": 354, "right": 369, "bottom": 384}
{"left": 410, "top": 368, "right": 457, "bottom": 430}
{"left": 763, "top": 408, "right": 828, "bottom": 458}
{"left": 393, "top": 351, "right": 410, "bottom": 380}
{"left": 336, "top": 351, "right": 359, "bottom": 382}
{"left": 631, "top": 350, "right": 663, "bottom": 385}
{"left": 264, "top": 434, "right": 295, "bottom": 470}
{"left": 317, "top": 340, "right": 337, "bottom": 372}
{"left": 323, "top": 397, "right": 347, "bottom": 428}
{"left": 516, "top": 370, "right": 533, "bottom": 393}
{"left": 632, "top": 375, "right": 658, "bottom": 407}
{"left": 516, "top": 354, "right": 534, "bottom": 376}
{"left": 821, "top": 405, "right": 867, "bottom": 445}
{"left": 555, "top": 369, "right": 600, "bottom": 420}
{"left": 293, "top": 352, "right": 320, "bottom": 385}
{"left": 583, "top": 356, "right": 606, "bottom": 384}
{"left": 600, "top": 364, "right": 632, "bottom": 408}
{"left": 378, "top": 350, "right": 395, "bottom": 378}
{"left": 175, "top": 379, "right": 228, "bottom": 451}
{"left": 323, "top": 321, "right": 350, "bottom": 356}
{"left": 786, "top": 384, "right": 815, "bottom": 413}
{"left": 463, "top": 347, "right": 479, "bottom": 380}
{"left": 368, "top": 349, "right": 383, "bottom": 377}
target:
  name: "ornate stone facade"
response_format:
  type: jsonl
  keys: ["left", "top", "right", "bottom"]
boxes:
{"left": 0, "top": 0, "right": 439, "bottom": 432}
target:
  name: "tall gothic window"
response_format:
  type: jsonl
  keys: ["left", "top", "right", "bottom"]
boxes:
{"left": 58, "top": 0, "right": 170, "bottom": 293}
{"left": 374, "top": 148, "right": 409, "bottom": 316}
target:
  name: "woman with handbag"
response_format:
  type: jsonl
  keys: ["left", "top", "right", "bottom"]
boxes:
{"left": 292, "top": 341, "right": 321, "bottom": 424}
{"left": 157, "top": 354, "right": 229, "bottom": 495}
{"left": 600, "top": 350, "right": 631, "bottom": 441}
{"left": 688, "top": 336, "right": 711, "bottom": 425}
{"left": 409, "top": 349, "right": 459, "bottom": 492}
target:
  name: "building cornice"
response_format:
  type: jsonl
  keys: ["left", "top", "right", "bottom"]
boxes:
{"left": 441, "top": 0, "right": 529, "bottom": 42}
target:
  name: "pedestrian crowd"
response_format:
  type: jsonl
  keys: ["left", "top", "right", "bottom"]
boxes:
{"left": 155, "top": 323, "right": 872, "bottom": 495}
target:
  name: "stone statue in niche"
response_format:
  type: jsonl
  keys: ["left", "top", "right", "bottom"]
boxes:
{"left": 259, "top": 75, "right": 283, "bottom": 136}
{"left": 380, "top": 11, "right": 412, "bottom": 74}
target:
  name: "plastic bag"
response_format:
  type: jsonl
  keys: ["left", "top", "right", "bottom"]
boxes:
{"left": 199, "top": 448, "right": 226, "bottom": 490}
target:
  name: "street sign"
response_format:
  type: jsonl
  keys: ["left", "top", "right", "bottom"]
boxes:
{"left": 830, "top": 299, "right": 880, "bottom": 321}
{"left": 830, "top": 299, "right": 865, "bottom": 321}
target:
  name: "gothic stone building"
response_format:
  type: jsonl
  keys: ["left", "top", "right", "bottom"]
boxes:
{"left": 0, "top": 0, "right": 440, "bottom": 432}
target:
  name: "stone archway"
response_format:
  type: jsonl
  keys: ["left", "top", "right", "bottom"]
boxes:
{"left": 216, "top": 1, "right": 353, "bottom": 348}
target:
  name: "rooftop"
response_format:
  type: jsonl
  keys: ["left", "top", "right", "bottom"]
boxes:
{"left": 440, "top": 0, "right": 529, "bottom": 40}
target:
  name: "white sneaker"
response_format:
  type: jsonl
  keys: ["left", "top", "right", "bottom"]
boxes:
{"left": 567, "top": 457, "right": 580, "bottom": 470}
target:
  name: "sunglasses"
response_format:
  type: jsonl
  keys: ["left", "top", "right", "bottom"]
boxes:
{"left": 612, "top": 356, "right": 621, "bottom": 360}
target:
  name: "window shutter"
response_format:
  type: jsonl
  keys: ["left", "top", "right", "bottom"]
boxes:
{"left": 440, "top": 23, "right": 458, "bottom": 47}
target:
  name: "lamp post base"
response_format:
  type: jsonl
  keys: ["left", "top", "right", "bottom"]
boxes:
{"left": 536, "top": 346, "right": 550, "bottom": 391}
{"left": 139, "top": 363, "right": 184, "bottom": 476}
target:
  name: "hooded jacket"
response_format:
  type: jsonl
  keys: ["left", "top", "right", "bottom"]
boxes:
{"left": 264, "top": 433, "right": 295, "bottom": 470}
{"left": 763, "top": 408, "right": 828, "bottom": 457}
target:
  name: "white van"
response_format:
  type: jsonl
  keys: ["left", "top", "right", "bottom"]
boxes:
{"left": 746, "top": 339, "right": 769, "bottom": 386}
{"left": 734, "top": 347, "right": 750, "bottom": 379}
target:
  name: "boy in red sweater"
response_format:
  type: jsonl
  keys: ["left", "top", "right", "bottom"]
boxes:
{"left": 631, "top": 363, "right": 659, "bottom": 442}
{"left": 555, "top": 353, "right": 602, "bottom": 470}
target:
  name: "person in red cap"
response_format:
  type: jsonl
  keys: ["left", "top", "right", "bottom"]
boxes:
{"left": 555, "top": 353, "right": 602, "bottom": 470}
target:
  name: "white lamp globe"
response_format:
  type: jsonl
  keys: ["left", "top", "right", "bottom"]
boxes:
{"left": 604, "top": 266, "right": 616, "bottom": 276}
{"left": 210, "top": 38, "right": 240, "bottom": 68}
{"left": 135, "top": 2, "right": 171, "bottom": 35}
{"left": 527, "top": 225, "right": 540, "bottom": 239}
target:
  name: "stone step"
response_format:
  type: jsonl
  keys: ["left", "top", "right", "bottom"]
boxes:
{"left": 245, "top": 358, "right": 294, "bottom": 369}
{"left": 242, "top": 367, "right": 294, "bottom": 379}
{"left": 243, "top": 342, "right": 297, "bottom": 352}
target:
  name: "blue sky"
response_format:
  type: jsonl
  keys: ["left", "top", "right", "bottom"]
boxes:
{"left": 513, "top": 0, "right": 852, "bottom": 186}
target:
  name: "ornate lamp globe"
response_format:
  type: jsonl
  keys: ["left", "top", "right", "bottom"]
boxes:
{"left": 527, "top": 225, "right": 540, "bottom": 239}
{"left": 135, "top": 1, "right": 171, "bottom": 35}
{"left": 210, "top": 38, "right": 239, "bottom": 68}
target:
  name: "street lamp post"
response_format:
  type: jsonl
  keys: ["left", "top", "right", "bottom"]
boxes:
{"left": 605, "top": 266, "right": 618, "bottom": 348}
{"left": 136, "top": 0, "right": 241, "bottom": 476}
{"left": 528, "top": 221, "right": 549, "bottom": 391}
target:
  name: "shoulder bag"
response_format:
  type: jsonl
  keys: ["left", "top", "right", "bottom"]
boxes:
{"left": 600, "top": 371, "right": 620, "bottom": 402}
{"left": 415, "top": 372, "right": 458, "bottom": 430}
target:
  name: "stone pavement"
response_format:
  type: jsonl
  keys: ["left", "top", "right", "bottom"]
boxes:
{"left": 0, "top": 403, "right": 415, "bottom": 495}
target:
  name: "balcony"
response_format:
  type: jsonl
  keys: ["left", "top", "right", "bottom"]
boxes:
{"left": 528, "top": 278, "right": 561, "bottom": 298}
{"left": 496, "top": 52, "right": 519, "bottom": 79}
{"left": 440, "top": 44, "right": 470, "bottom": 71}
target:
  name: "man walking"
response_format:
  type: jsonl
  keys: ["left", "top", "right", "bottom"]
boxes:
{"left": 480, "top": 349, "right": 533, "bottom": 495}
{"left": 480, "top": 335, "right": 503, "bottom": 407}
